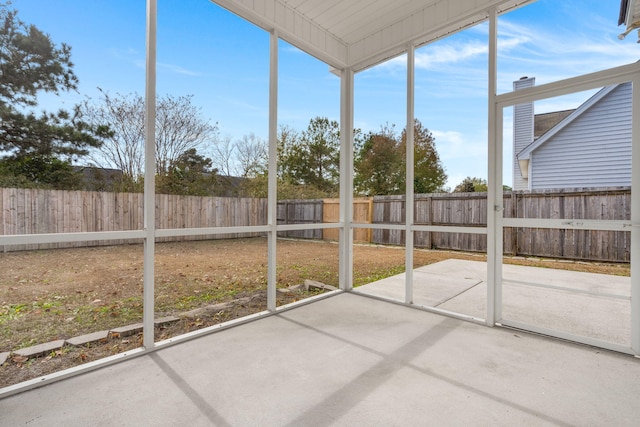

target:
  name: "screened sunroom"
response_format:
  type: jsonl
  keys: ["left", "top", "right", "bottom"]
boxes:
{"left": 2, "top": 0, "right": 640, "bottom": 424}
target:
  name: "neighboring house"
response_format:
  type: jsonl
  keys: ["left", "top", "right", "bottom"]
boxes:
{"left": 72, "top": 166, "right": 247, "bottom": 196}
{"left": 216, "top": 175, "right": 246, "bottom": 197}
{"left": 74, "top": 166, "right": 124, "bottom": 191}
{"left": 512, "top": 76, "right": 632, "bottom": 191}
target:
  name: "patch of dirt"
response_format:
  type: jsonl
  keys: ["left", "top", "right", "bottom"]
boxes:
{"left": 0, "top": 290, "right": 302, "bottom": 388}
{"left": 0, "top": 237, "right": 629, "bottom": 388}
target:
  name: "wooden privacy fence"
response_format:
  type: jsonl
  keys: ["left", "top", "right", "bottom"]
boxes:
{"left": 320, "top": 187, "right": 631, "bottom": 262}
{"left": 276, "top": 198, "right": 373, "bottom": 242}
{"left": 0, "top": 187, "right": 631, "bottom": 262}
{"left": 276, "top": 199, "right": 323, "bottom": 239}
{"left": 371, "top": 193, "right": 489, "bottom": 252}
{"left": 0, "top": 188, "right": 268, "bottom": 251}
{"left": 505, "top": 188, "right": 630, "bottom": 261}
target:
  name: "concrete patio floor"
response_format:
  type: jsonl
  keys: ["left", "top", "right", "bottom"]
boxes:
{"left": 2, "top": 289, "right": 640, "bottom": 426}
{"left": 356, "top": 259, "right": 632, "bottom": 346}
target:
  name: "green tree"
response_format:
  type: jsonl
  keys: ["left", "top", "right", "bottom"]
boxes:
{"left": 275, "top": 125, "right": 298, "bottom": 182}
{"left": 0, "top": 2, "right": 105, "bottom": 188}
{"left": 242, "top": 118, "right": 364, "bottom": 199}
{"left": 0, "top": 106, "right": 103, "bottom": 158}
{"left": 453, "top": 176, "right": 488, "bottom": 193}
{"left": 240, "top": 123, "right": 328, "bottom": 199}
{"left": 355, "top": 119, "right": 447, "bottom": 195}
{"left": 246, "top": 119, "right": 341, "bottom": 199}
{"left": 0, "top": 3, "right": 76, "bottom": 107}
{"left": 401, "top": 119, "right": 447, "bottom": 194}
{"left": 0, "top": 154, "right": 82, "bottom": 190}
{"left": 354, "top": 125, "right": 403, "bottom": 196}
{"left": 285, "top": 117, "right": 340, "bottom": 196}
{"left": 155, "top": 148, "right": 219, "bottom": 196}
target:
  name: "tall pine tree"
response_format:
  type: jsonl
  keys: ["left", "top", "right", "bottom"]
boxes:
{"left": 0, "top": 2, "right": 105, "bottom": 189}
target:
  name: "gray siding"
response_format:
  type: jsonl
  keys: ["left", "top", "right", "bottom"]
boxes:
{"left": 513, "top": 77, "right": 535, "bottom": 191}
{"left": 530, "top": 83, "right": 632, "bottom": 189}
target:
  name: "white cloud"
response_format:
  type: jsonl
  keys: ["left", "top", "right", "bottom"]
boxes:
{"left": 433, "top": 130, "right": 486, "bottom": 161}
{"left": 126, "top": 55, "right": 204, "bottom": 77}
{"left": 382, "top": 41, "right": 488, "bottom": 71}
{"left": 496, "top": 18, "right": 640, "bottom": 88}
{"left": 157, "top": 62, "right": 204, "bottom": 77}
{"left": 107, "top": 47, "right": 140, "bottom": 60}
{"left": 415, "top": 42, "right": 487, "bottom": 69}
{"left": 379, "top": 22, "right": 529, "bottom": 73}
{"left": 432, "top": 129, "right": 464, "bottom": 146}
{"left": 498, "top": 34, "right": 530, "bottom": 53}
{"left": 376, "top": 13, "right": 639, "bottom": 95}
{"left": 430, "top": 129, "right": 489, "bottom": 189}
{"left": 217, "top": 97, "right": 265, "bottom": 113}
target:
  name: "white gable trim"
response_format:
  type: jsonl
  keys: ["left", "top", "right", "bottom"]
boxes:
{"left": 517, "top": 84, "right": 619, "bottom": 160}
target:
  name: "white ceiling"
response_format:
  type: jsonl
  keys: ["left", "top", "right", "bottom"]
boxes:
{"left": 212, "top": 0, "right": 534, "bottom": 72}
{"left": 620, "top": 0, "right": 640, "bottom": 39}
{"left": 622, "top": 0, "right": 640, "bottom": 24}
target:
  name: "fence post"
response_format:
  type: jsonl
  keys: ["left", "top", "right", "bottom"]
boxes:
{"left": 427, "top": 196, "right": 433, "bottom": 249}
{"left": 511, "top": 191, "right": 517, "bottom": 255}
{"left": 367, "top": 198, "right": 373, "bottom": 243}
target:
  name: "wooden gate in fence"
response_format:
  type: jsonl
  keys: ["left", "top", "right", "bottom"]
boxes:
{"left": 322, "top": 198, "right": 373, "bottom": 242}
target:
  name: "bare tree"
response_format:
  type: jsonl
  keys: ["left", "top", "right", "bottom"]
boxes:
{"left": 82, "top": 90, "right": 217, "bottom": 184}
{"left": 82, "top": 89, "right": 145, "bottom": 180}
{"left": 210, "top": 133, "right": 267, "bottom": 178}
{"left": 210, "top": 135, "right": 235, "bottom": 177}
{"left": 155, "top": 94, "right": 217, "bottom": 174}
{"left": 235, "top": 133, "right": 266, "bottom": 177}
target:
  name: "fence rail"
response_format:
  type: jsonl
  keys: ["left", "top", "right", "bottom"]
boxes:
{"left": 0, "top": 187, "right": 631, "bottom": 262}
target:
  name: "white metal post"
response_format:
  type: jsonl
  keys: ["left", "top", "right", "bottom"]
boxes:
{"left": 142, "top": 0, "right": 157, "bottom": 348}
{"left": 267, "top": 30, "right": 278, "bottom": 311}
{"left": 631, "top": 75, "right": 640, "bottom": 354}
{"left": 405, "top": 43, "right": 415, "bottom": 304}
{"left": 495, "top": 110, "right": 504, "bottom": 323}
{"left": 339, "top": 68, "right": 355, "bottom": 291}
{"left": 486, "top": 7, "right": 500, "bottom": 326}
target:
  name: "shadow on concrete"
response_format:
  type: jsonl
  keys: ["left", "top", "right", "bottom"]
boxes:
{"left": 149, "top": 353, "right": 232, "bottom": 427}
{"left": 279, "top": 313, "right": 571, "bottom": 427}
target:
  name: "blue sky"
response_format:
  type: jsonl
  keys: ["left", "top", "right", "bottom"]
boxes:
{"left": 12, "top": 0, "right": 640, "bottom": 189}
